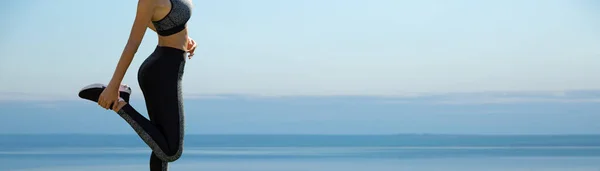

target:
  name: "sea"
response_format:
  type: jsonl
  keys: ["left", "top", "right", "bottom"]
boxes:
{"left": 2, "top": 134, "right": 600, "bottom": 171}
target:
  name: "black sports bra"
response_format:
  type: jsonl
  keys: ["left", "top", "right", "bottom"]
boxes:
{"left": 152, "top": 0, "right": 192, "bottom": 36}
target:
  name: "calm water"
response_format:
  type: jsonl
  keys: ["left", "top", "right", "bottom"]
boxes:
{"left": 2, "top": 134, "right": 600, "bottom": 171}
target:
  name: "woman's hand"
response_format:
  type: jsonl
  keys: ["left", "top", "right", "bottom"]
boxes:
{"left": 97, "top": 83, "right": 120, "bottom": 111}
{"left": 186, "top": 37, "right": 197, "bottom": 59}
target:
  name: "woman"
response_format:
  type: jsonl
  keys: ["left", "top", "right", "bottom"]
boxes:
{"left": 77, "top": 0, "right": 195, "bottom": 170}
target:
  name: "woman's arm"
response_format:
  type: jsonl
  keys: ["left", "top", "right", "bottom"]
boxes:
{"left": 108, "top": 0, "right": 156, "bottom": 87}
{"left": 147, "top": 21, "right": 157, "bottom": 32}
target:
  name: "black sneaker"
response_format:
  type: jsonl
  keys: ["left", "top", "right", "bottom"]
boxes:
{"left": 78, "top": 83, "right": 132, "bottom": 103}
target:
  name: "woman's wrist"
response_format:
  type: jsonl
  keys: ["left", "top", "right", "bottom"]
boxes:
{"left": 108, "top": 76, "right": 123, "bottom": 89}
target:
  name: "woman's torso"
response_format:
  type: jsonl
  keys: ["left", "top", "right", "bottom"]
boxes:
{"left": 150, "top": 0, "right": 193, "bottom": 51}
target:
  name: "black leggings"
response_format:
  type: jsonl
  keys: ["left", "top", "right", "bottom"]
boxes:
{"left": 117, "top": 46, "right": 186, "bottom": 171}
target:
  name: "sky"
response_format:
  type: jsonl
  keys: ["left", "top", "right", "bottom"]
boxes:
{"left": 1, "top": 0, "right": 600, "bottom": 134}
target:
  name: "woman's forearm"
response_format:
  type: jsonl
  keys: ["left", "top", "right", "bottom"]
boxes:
{"left": 109, "top": 45, "right": 138, "bottom": 86}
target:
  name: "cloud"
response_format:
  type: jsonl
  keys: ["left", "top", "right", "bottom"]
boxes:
{"left": 379, "top": 90, "right": 600, "bottom": 105}
{"left": 33, "top": 103, "right": 62, "bottom": 109}
{"left": 2, "top": 90, "right": 600, "bottom": 105}
{"left": 434, "top": 97, "right": 600, "bottom": 105}
{"left": 183, "top": 94, "right": 233, "bottom": 99}
{"left": 0, "top": 92, "right": 77, "bottom": 102}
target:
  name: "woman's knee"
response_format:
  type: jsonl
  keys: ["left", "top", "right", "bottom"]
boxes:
{"left": 156, "top": 147, "right": 183, "bottom": 162}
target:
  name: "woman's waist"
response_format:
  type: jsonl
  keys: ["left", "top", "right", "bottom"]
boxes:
{"left": 157, "top": 29, "right": 189, "bottom": 51}
{"left": 157, "top": 39, "right": 188, "bottom": 52}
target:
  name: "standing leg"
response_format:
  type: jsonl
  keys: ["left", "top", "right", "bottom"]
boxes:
{"left": 150, "top": 152, "right": 168, "bottom": 171}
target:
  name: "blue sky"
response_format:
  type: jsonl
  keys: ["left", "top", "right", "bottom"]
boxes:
{"left": 1, "top": 0, "right": 600, "bottom": 134}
